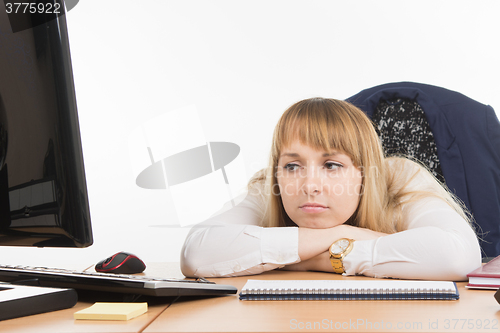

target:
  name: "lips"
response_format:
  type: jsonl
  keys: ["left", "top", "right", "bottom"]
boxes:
{"left": 300, "top": 203, "right": 327, "bottom": 208}
{"left": 299, "top": 203, "right": 329, "bottom": 213}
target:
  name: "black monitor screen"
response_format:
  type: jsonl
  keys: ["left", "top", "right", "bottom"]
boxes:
{"left": 0, "top": 2, "right": 92, "bottom": 247}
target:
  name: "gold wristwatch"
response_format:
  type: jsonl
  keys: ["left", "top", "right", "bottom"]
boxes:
{"left": 329, "top": 238, "right": 354, "bottom": 274}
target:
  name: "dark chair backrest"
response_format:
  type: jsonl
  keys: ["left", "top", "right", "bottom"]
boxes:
{"left": 347, "top": 82, "right": 500, "bottom": 258}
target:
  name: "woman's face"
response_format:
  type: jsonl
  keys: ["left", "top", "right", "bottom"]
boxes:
{"left": 276, "top": 140, "right": 363, "bottom": 229}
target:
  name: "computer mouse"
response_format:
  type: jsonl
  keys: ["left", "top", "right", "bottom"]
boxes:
{"left": 95, "top": 252, "right": 146, "bottom": 274}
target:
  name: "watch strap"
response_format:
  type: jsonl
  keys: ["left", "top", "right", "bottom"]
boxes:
{"left": 329, "top": 257, "right": 345, "bottom": 274}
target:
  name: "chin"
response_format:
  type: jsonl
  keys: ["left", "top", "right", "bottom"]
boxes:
{"left": 295, "top": 218, "right": 339, "bottom": 229}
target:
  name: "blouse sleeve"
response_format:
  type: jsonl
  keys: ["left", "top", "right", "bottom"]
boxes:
{"left": 180, "top": 193, "right": 301, "bottom": 277}
{"left": 343, "top": 162, "right": 482, "bottom": 281}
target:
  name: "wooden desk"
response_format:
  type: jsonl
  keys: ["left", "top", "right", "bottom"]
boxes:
{"left": 1, "top": 263, "right": 499, "bottom": 332}
{"left": 145, "top": 270, "right": 500, "bottom": 333}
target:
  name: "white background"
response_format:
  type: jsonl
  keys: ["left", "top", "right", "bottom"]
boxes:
{"left": 2, "top": 0, "right": 499, "bottom": 269}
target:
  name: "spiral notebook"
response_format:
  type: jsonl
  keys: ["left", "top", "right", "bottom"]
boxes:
{"left": 239, "top": 280, "right": 459, "bottom": 301}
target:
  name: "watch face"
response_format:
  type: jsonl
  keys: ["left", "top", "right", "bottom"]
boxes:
{"left": 330, "top": 239, "right": 350, "bottom": 255}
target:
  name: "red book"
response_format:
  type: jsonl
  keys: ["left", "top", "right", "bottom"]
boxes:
{"left": 466, "top": 256, "right": 500, "bottom": 290}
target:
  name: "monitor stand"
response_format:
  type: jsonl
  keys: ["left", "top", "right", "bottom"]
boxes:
{"left": 0, "top": 282, "right": 78, "bottom": 321}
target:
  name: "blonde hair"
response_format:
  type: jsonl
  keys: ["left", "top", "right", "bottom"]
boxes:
{"left": 248, "top": 97, "right": 472, "bottom": 233}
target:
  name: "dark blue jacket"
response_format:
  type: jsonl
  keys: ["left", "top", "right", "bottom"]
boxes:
{"left": 347, "top": 82, "right": 500, "bottom": 257}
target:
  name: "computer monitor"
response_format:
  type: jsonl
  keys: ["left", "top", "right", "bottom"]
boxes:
{"left": 0, "top": 0, "right": 92, "bottom": 321}
{"left": 0, "top": 2, "right": 92, "bottom": 248}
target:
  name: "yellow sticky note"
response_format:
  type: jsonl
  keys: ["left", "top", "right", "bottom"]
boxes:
{"left": 74, "top": 302, "right": 148, "bottom": 321}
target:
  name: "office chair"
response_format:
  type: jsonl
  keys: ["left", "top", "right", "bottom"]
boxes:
{"left": 346, "top": 82, "right": 500, "bottom": 258}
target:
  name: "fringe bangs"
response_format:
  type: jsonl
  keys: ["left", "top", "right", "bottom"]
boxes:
{"left": 273, "top": 99, "right": 363, "bottom": 167}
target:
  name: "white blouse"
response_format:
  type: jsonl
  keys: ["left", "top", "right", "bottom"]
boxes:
{"left": 180, "top": 160, "right": 482, "bottom": 281}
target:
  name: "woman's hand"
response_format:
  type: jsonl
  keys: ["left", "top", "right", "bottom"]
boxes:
{"left": 298, "top": 224, "right": 388, "bottom": 260}
{"left": 338, "top": 224, "right": 388, "bottom": 241}
{"left": 290, "top": 224, "right": 388, "bottom": 273}
{"left": 281, "top": 251, "right": 333, "bottom": 272}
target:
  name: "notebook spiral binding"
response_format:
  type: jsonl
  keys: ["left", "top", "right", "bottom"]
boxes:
{"left": 240, "top": 287, "right": 457, "bottom": 300}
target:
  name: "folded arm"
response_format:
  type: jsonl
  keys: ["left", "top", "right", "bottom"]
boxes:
{"left": 343, "top": 204, "right": 481, "bottom": 281}
{"left": 286, "top": 199, "right": 482, "bottom": 281}
{"left": 180, "top": 193, "right": 297, "bottom": 277}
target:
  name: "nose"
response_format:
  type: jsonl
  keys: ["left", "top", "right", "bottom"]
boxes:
{"left": 301, "top": 166, "right": 324, "bottom": 195}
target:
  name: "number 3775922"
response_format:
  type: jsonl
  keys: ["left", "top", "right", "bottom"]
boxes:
{"left": 5, "top": 2, "right": 61, "bottom": 14}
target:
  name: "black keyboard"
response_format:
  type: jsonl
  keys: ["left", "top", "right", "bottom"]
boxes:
{"left": 0, "top": 264, "right": 238, "bottom": 297}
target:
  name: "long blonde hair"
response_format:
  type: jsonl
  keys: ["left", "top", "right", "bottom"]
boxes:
{"left": 249, "top": 97, "right": 472, "bottom": 233}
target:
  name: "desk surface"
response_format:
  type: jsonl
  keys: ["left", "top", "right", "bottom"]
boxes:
{"left": 145, "top": 270, "right": 500, "bottom": 333}
{"left": 1, "top": 263, "right": 499, "bottom": 333}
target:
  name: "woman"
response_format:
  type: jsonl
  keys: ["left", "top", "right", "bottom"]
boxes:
{"left": 181, "top": 98, "right": 481, "bottom": 280}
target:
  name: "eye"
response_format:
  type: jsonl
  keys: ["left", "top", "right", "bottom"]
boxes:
{"left": 325, "top": 162, "right": 343, "bottom": 170}
{"left": 284, "top": 163, "right": 300, "bottom": 172}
